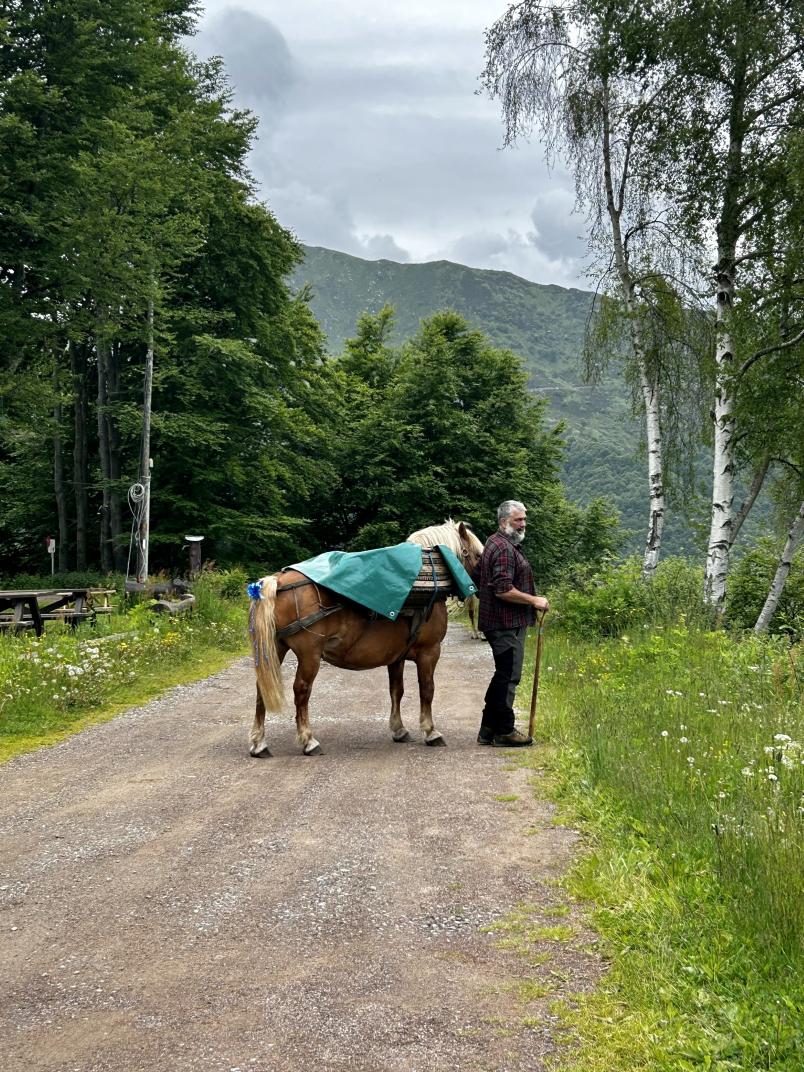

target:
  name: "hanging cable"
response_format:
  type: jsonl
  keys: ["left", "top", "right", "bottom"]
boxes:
{"left": 126, "top": 482, "right": 147, "bottom": 586}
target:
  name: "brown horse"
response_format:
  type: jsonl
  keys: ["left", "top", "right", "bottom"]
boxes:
{"left": 248, "top": 520, "right": 483, "bottom": 756}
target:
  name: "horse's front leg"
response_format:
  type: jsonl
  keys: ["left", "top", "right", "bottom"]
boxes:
{"left": 294, "top": 649, "right": 324, "bottom": 755}
{"left": 388, "top": 658, "right": 409, "bottom": 742}
{"left": 249, "top": 687, "right": 271, "bottom": 757}
{"left": 415, "top": 643, "right": 445, "bottom": 747}
{"left": 467, "top": 595, "right": 483, "bottom": 640}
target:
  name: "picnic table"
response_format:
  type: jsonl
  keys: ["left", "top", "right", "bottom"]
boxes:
{"left": 0, "top": 588, "right": 116, "bottom": 637}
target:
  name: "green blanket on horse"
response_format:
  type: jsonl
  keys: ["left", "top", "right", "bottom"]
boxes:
{"left": 289, "top": 542, "right": 476, "bottom": 620}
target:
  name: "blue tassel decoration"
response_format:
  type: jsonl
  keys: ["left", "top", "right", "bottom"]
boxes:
{"left": 247, "top": 581, "right": 263, "bottom": 600}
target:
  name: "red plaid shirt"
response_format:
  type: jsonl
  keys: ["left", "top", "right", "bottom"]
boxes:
{"left": 472, "top": 530, "right": 537, "bottom": 631}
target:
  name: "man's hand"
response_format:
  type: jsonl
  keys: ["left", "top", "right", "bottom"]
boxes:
{"left": 497, "top": 588, "right": 550, "bottom": 612}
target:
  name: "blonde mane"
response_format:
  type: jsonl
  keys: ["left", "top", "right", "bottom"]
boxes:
{"left": 407, "top": 517, "right": 484, "bottom": 557}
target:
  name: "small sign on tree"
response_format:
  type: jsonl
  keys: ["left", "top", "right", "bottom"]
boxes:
{"left": 45, "top": 536, "right": 56, "bottom": 575}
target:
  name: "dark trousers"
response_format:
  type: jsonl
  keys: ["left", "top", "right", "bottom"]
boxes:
{"left": 480, "top": 626, "right": 526, "bottom": 736}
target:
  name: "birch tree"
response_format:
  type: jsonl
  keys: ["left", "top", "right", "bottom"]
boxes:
{"left": 658, "top": 0, "right": 804, "bottom": 610}
{"left": 482, "top": 0, "right": 698, "bottom": 576}
{"left": 754, "top": 500, "right": 804, "bottom": 633}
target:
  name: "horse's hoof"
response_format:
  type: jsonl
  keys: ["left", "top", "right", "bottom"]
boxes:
{"left": 250, "top": 746, "right": 272, "bottom": 758}
{"left": 392, "top": 730, "right": 411, "bottom": 743}
{"left": 425, "top": 732, "right": 446, "bottom": 747}
{"left": 303, "top": 739, "right": 323, "bottom": 756}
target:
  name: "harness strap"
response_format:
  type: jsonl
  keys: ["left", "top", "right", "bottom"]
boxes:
{"left": 277, "top": 578, "right": 315, "bottom": 593}
{"left": 277, "top": 603, "right": 342, "bottom": 639}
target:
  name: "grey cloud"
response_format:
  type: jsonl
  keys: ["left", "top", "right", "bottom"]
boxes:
{"left": 361, "top": 234, "right": 411, "bottom": 261}
{"left": 192, "top": 4, "right": 585, "bottom": 286}
{"left": 528, "top": 190, "right": 587, "bottom": 262}
{"left": 195, "top": 7, "right": 297, "bottom": 112}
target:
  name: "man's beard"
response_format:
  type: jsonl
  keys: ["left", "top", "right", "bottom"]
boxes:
{"left": 503, "top": 522, "right": 525, "bottom": 546}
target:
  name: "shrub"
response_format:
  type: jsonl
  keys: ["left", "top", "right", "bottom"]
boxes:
{"left": 553, "top": 556, "right": 709, "bottom": 637}
{"left": 727, "top": 538, "right": 804, "bottom": 639}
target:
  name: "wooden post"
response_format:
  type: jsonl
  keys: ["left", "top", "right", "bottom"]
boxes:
{"left": 185, "top": 535, "right": 204, "bottom": 579}
{"left": 527, "top": 610, "right": 547, "bottom": 740}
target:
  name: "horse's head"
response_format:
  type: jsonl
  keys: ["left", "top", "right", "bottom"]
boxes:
{"left": 456, "top": 521, "right": 483, "bottom": 577}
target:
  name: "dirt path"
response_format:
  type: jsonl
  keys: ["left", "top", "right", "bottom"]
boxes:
{"left": 0, "top": 624, "right": 601, "bottom": 1072}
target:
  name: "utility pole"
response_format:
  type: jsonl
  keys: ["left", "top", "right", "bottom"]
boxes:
{"left": 136, "top": 293, "right": 154, "bottom": 585}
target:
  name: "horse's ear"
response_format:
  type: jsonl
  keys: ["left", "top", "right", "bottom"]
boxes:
{"left": 458, "top": 521, "right": 468, "bottom": 541}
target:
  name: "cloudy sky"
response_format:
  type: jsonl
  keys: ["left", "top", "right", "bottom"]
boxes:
{"left": 192, "top": 1, "right": 588, "bottom": 287}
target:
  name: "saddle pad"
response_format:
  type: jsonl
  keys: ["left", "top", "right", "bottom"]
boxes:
{"left": 289, "top": 542, "right": 476, "bottom": 620}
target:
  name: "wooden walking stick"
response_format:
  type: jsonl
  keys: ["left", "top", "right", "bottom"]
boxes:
{"left": 527, "top": 609, "right": 548, "bottom": 740}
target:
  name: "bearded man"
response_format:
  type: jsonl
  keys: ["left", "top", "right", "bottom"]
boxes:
{"left": 473, "top": 500, "right": 549, "bottom": 747}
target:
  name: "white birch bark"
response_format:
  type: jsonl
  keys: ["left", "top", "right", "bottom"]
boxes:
{"left": 601, "top": 82, "right": 664, "bottom": 577}
{"left": 754, "top": 500, "right": 804, "bottom": 633}
{"left": 704, "top": 259, "right": 736, "bottom": 610}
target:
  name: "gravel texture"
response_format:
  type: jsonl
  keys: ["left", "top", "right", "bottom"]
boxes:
{"left": 0, "top": 623, "right": 602, "bottom": 1072}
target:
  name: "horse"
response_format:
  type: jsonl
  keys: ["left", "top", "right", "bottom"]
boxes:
{"left": 464, "top": 593, "right": 484, "bottom": 640}
{"left": 248, "top": 520, "right": 484, "bottom": 757}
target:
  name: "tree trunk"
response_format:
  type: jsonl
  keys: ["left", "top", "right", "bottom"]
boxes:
{"left": 754, "top": 499, "right": 804, "bottom": 633}
{"left": 95, "top": 326, "right": 113, "bottom": 572}
{"left": 639, "top": 361, "right": 664, "bottom": 576}
{"left": 730, "top": 452, "right": 771, "bottom": 548}
{"left": 703, "top": 30, "right": 747, "bottom": 611}
{"left": 71, "top": 342, "right": 90, "bottom": 570}
{"left": 106, "top": 341, "right": 126, "bottom": 572}
{"left": 52, "top": 362, "right": 69, "bottom": 572}
{"left": 137, "top": 294, "right": 155, "bottom": 584}
{"left": 704, "top": 254, "right": 736, "bottom": 610}
{"left": 601, "top": 81, "right": 665, "bottom": 577}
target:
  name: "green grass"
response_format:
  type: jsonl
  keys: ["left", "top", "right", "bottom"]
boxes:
{"left": 0, "top": 574, "right": 248, "bottom": 762}
{"left": 515, "top": 622, "right": 803, "bottom": 1070}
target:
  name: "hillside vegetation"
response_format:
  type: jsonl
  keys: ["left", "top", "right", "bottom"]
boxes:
{"left": 292, "top": 246, "right": 705, "bottom": 555}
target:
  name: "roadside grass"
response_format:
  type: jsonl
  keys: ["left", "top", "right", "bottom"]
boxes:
{"left": 0, "top": 574, "right": 249, "bottom": 762}
{"left": 515, "top": 622, "right": 803, "bottom": 1070}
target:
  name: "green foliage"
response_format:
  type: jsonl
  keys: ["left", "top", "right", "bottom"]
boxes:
{"left": 727, "top": 539, "right": 804, "bottom": 640}
{"left": 311, "top": 308, "right": 619, "bottom": 583}
{"left": 554, "top": 555, "right": 710, "bottom": 636}
{"left": 520, "top": 624, "right": 803, "bottom": 1069}
{"left": 0, "top": 0, "right": 329, "bottom": 575}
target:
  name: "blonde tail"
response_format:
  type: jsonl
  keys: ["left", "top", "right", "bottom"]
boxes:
{"left": 249, "top": 576, "right": 285, "bottom": 712}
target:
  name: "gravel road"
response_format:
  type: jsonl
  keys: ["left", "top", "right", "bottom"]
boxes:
{"left": 0, "top": 623, "right": 601, "bottom": 1072}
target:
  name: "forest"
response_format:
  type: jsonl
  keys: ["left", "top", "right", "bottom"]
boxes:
{"left": 0, "top": 0, "right": 615, "bottom": 587}
{"left": 1, "top": 0, "right": 802, "bottom": 629}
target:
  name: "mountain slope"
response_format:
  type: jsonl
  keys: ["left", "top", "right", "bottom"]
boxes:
{"left": 291, "top": 245, "right": 701, "bottom": 554}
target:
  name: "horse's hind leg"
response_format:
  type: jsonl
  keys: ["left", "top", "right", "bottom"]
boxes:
{"left": 416, "top": 643, "right": 445, "bottom": 747}
{"left": 249, "top": 687, "right": 271, "bottom": 758}
{"left": 294, "top": 649, "right": 324, "bottom": 755}
{"left": 388, "top": 658, "right": 409, "bottom": 742}
{"left": 249, "top": 641, "right": 287, "bottom": 758}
